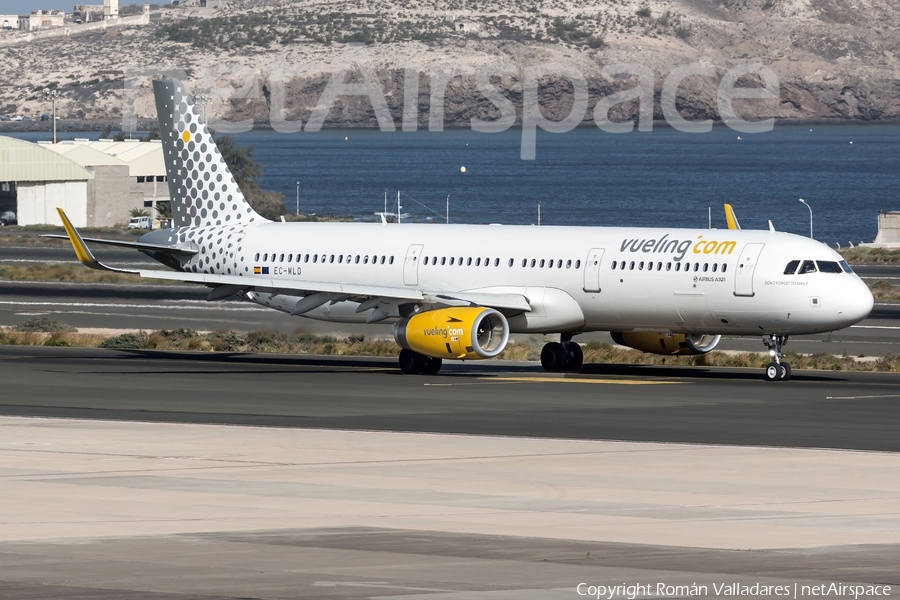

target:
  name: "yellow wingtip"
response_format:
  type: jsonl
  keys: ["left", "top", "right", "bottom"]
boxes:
{"left": 56, "top": 208, "right": 95, "bottom": 266}
{"left": 724, "top": 204, "right": 741, "bottom": 231}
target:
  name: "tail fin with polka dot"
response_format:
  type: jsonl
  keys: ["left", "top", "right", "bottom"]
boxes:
{"left": 153, "top": 78, "right": 268, "bottom": 228}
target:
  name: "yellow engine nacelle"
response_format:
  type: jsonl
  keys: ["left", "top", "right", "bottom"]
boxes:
{"left": 393, "top": 307, "right": 509, "bottom": 360}
{"left": 610, "top": 332, "right": 721, "bottom": 356}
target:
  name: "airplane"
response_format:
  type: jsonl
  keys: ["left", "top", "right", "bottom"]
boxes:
{"left": 53, "top": 78, "right": 874, "bottom": 381}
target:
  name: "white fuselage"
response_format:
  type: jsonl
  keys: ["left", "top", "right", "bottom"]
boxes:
{"left": 197, "top": 222, "right": 874, "bottom": 337}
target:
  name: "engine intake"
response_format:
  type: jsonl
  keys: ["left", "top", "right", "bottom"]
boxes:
{"left": 393, "top": 307, "right": 509, "bottom": 360}
{"left": 610, "top": 332, "right": 721, "bottom": 356}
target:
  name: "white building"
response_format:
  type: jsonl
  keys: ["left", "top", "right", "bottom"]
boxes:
{"left": 18, "top": 10, "right": 65, "bottom": 30}
{"left": 0, "top": 136, "right": 168, "bottom": 227}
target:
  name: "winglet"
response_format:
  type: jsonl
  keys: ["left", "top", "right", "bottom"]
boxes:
{"left": 56, "top": 208, "right": 130, "bottom": 273}
{"left": 724, "top": 204, "right": 741, "bottom": 231}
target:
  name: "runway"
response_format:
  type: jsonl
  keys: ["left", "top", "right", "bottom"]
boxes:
{"left": 4, "top": 242, "right": 900, "bottom": 598}
{"left": 2, "top": 345, "right": 899, "bottom": 452}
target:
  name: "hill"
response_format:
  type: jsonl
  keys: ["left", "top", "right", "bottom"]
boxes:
{"left": 1, "top": 0, "right": 898, "bottom": 129}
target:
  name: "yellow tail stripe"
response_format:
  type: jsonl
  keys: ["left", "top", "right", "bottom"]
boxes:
{"left": 56, "top": 207, "right": 95, "bottom": 265}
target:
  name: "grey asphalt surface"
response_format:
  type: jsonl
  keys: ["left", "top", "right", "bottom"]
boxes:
{"left": 2, "top": 345, "right": 899, "bottom": 452}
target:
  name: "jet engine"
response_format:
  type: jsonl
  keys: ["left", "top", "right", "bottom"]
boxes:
{"left": 610, "top": 332, "right": 721, "bottom": 356}
{"left": 393, "top": 307, "right": 509, "bottom": 360}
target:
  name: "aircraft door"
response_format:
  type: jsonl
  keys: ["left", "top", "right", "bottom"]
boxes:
{"left": 403, "top": 244, "right": 424, "bottom": 286}
{"left": 583, "top": 248, "right": 605, "bottom": 293}
{"left": 734, "top": 243, "right": 764, "bottom": 297}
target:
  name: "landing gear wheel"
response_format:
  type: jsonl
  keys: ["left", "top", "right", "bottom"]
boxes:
{"left": 780, "top": 362, "right": 792, "bottom": 381}
{"left": 398, "top": 349, "right": 428, "bottom": 375}
{"left": 563, "top": 342, "right": 584, "bottom": 372}
{"left": 761, "top": 334, "right": 790, "bottom": 382}
{"left": 421, "top": 357, "right": 443, "bottom": 375}
{"left": 540, "top": 342, "right": 568, "bottom": 372}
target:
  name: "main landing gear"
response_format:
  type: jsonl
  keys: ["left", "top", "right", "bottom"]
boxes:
{"left": 540, "top": 336, "right": 584, "bottom": 372}
{"left": 762, "top": 334, "right": 791, "bottom": 381}
{"left": 398, "top": 348, "right": 442, "bottom": 375}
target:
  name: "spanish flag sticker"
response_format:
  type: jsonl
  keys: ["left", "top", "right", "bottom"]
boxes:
{"left": 253, "top": 266, "right": 261, "bottom": 274}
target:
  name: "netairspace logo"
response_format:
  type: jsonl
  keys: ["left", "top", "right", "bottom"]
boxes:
{"left": 575, "top": 583, "right": 892, "bottom": 600}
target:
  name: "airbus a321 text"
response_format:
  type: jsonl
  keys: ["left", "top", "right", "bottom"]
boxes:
{"left": 53, "top": 79, "right": 874, "bottom": 381}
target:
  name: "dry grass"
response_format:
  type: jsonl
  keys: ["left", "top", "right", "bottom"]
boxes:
{"left": 0, "top": 264, "right": 148, "bottom": 285}
{"left": 869, "top": 279, "right": 900, "bottom": 302}
{"left": 840, "top": 247, "right": 900, "bottom": 264}
{"left": 1, "top": 321, "right": 899, "bottom": 372}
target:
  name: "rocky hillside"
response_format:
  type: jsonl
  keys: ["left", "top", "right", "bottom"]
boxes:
{"left": 1, "top": 0, "right": 899, "bottom": 129}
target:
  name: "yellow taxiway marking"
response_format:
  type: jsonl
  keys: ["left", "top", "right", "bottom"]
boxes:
{"left": 425, "top": 377, "right": 682, "bottom": 386}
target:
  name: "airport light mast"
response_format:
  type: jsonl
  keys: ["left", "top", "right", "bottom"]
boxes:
{"left": 799, "top": 198, "right": 813, "bottom": 239}
{"left": 43, "top": 89, "right": 60, "bottom": 144}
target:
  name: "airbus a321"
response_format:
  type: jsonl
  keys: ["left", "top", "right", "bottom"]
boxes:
{"left": 54, "top": 78, "right": 874, "bottom": 381}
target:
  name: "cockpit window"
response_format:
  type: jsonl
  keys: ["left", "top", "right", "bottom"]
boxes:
{"left": 816, "top": 261, "right": 843, "bottom": 274}
{"left": 783, "top": 260, "right": 800, "bottom": 275}
{"left": 798, "top": 260, "right": 818, "bottom": 274}
{"left": 839, "top": 260, "right": 853, "bottom": 274}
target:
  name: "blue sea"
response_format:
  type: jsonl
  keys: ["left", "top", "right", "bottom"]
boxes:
{"left": 10, "top": 124, "right": 900, "bottom": 245}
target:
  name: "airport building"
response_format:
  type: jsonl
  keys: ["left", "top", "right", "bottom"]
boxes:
{"left": 0, "top": 136, "right": 168, "bottom": 227}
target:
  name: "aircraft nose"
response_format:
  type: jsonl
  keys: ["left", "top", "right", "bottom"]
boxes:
{"left": 837, "top": 278, "right": 874, "bottom": 325}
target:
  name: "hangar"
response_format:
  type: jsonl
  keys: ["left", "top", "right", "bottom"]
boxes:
{"left": 0, "top": 135, "right": 168, "bottom": 227}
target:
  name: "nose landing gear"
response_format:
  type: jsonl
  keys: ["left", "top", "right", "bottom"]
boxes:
{"left": 762, "top": 334, "right": 791, "bottom": 381}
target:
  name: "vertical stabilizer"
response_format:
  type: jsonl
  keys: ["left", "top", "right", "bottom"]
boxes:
{"left": 153, "top": 78, "right": 268, "bottom": 228}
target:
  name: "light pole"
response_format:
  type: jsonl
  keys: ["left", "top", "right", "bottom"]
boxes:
{"left": 799, "top": 198, "right": 813, "bottom": 238}
{"left": 194, "top": 93, "right": 212, "bottom": 125}
{"left": 43, "top": 89, "right": 60, "bottom": 144}
{"left": 295, "top": 181, "right": 300, "bottom": 216}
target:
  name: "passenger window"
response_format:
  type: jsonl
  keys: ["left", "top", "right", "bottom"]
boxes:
{"left": 783, "top": 260, "right": 801, "bottom": 275}
{"left": 666, "top": 262, "right": 672, "bottom": 271}
{"left": 508, "top": 258, "right": 514, "bottom": 267}
{"left": 389, "top": 256, "right": 394, "bottom": 264}
{"left": 639, "top": 261, "right": 644, "bottom": 270}
{"left": 494, "top": 258, "right": 499, "bottom": 267}
{"left": 722, "top": 264, "right": 727, "bottom": 273}
{"left": 611, "top": 260, "right": 617, "bottom": 270}
{"left": 712, "top": 263, "right": 717, "bottom": 272}
{"left": 450, "top": 257, "right": 455, "bottom": 266}
{"left": 703, "top": 263, "right": 708, "bottom": 272}
{"left": 539, "top": 259, "right": 545, "bottom": 268}
{"left": 263, "top": 253, "right": 268, "bottom": 262}
{"left": 693, "top": 263, "right": 700, "bottom": 272}
{"left": 441, "top": 257, "right": 447, "bottom": 266}
{"left": 330, "top": 255, "right": 335, "bottom": 263}
{"left": 575, "top": 260, "right": 581, "bottom": 268}
{"left": 475, "top": 257, "right": 481, "bottom": 266}
{"left": 304, "top": 254, "right": 309, "bottom": 263}
{"left": 531, "top": 259, "right": 536, "bottom": 268}
{"left": 338, "top": 255, "right": 343, "bottom": 263}
{"left": 458, "top": 257, "right": 463, "bottom": 265}
{"left": 287, "top": 254, "right": 292, "bottom": 263}
{"left": 675, "top": 262, "right": 681, "bottom": 272}
{"left": 521, "top": 259, "right": 527, "bottom": 267}
{"left": 297, "top": 254, "right": 302, "bottom": 262}
{"left": 566, "top": 259, "right": 572, "bottom": 269}
{"left": 629, "top": 261, "right": 635, "bottom": 270}
{"left": 647, "top": 262, "right": 653, "bottom": 271}
{"left": 798, "top": 260, "right": 817, "bottom": 274}
{"left": 355, "top": 255, "right": 360, "bottom": 264}
{"left": 280, "top": 254, "right": 284, "bottom": 262}
{"left": 380, "top": 256, "right": 386, "bottom": 265}
{"left": 255, "top": 253, "right": 260, "bottom": 261}
{"left": 817, "top": 261, "right": 842, "bottom": 274}
{"left": 657, "top": 262, "right": 662, "bottom": 271}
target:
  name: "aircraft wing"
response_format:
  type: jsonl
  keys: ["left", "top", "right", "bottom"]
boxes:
{"left": 55, "top": 208, "right": 530, "bottom": 312}
{"left": 41, "top": 234, "right": 198, "bottom": 256}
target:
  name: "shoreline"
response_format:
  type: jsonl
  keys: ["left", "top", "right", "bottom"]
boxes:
{"left": 4, "top": 118, "right": 900, "bottom": 135}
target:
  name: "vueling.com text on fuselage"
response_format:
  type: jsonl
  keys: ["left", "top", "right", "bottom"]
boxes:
{"left": 619, "top": 235, "right": 738, "bottom": 262}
